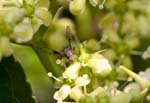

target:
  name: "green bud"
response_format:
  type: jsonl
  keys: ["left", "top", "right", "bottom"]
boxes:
{"left": 79, "top": 44, "right": 90, "bottom": 64}
{"left": 35, "top": 8, "right": 52, "bottom": 26}
{"left": 85, "top": 39, "right": 101, "bottom": 52}
{"left": 120, "top": 66, "right": 150, "bottom": 89}
{"left": 46, "top": 31, "right": 68, "bottom": 52}
{"left": 103, "top": 29, "right": 121, "bottom": 43}
{"left": 63, "top": 62, "right": 81, "bottom": 79}
{"left": 55, "top": 18, "right": 75, "bottom": 34}
{"left": 102, "top": 49, "right": 116, "bottom": 61}
{"left": 125, "top": 36, "right": 139, "bottom": 49}
{"left": 69, "top": 0, "right": 86, "bottom": 15}
{"left": 12, "top": 22, "right": 34, "bottom": 43}
{"left": 121, "top": 13, "right": 137, "bottom": 34}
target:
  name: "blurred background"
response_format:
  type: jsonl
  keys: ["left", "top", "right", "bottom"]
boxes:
{"left": 0, "top": 0, "right": 149, "bottom": 103}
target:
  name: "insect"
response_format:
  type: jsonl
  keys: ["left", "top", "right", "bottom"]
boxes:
{"left": 41, "top": 26, "right": 77, "bottom": 62}
{"left": 62, "top": 26, "right": 77, "bottom": 61}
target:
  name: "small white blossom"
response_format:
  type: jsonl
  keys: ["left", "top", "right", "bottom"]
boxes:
{"left": 75, "top": 74, "right": 90, "bottom": 86}
{"left": 54, "top": 85, "right": 71, "bottom": 101}
{"left": 123, "top": 83, "right": 140, "bottom": 93}
{"left": 12, "top": 22, "right": 34, "bottom": 43}
{"left": 63, "top": 62, "right": 81, "bottom": 79}
{"left": 48, "top": 72, "right": 53, "bottom": 77}
{"left": 146, "top": 94, "right": 150, "bottom": 101}
{"left": 87, "top": 53, "right": 112, "bottom": 76}
{"left": 69, "top": 86, "right": 84, "bottom": 101}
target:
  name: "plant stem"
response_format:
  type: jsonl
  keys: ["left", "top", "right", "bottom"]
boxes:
{"left": 120, "top": 65, "right": 150, "bottom": 89}
{"left": 31, "top": 25, "right": 59, "bottom": 76}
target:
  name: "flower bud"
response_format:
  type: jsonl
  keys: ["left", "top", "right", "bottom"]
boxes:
{"left": 54, "top": 84, "right": 71, "bottom": 101}
{"left": 46, "top": 31, "right": 68, "bottom": 52}
{"left": 69, "top": 0, "right": 86, "bottom": 15}
{"left": 0, "top": 36, "right": 13, "bottom": 57}
{"left": 87, "top": 53, "right": 112, "bottom": 77}
{"left": 55, "top": 18, "right": 75, "bottom": 34}
{"left": 12, "top": 22, "right": 34, "bottom": 43}
{"left": 69, "top": 86, "right": 84, "bottom": 101}
{"left": 35, "top": 8, "right": 52, "bottom": 26}
{"left": 5, "top": 7, "right": 25, "bottom": 25}
{"left": 63, "top": 62, "right": 81, "bottom": 79}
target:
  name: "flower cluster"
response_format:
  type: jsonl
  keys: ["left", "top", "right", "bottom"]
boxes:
{"left": 0, "top": 0, "right": 52, "bottom": 60}
{"left": 48, "top": 44, "right": 150, "bottom": 103}
{"left": 48, "top": 44, "right": 112, "bottom": 103}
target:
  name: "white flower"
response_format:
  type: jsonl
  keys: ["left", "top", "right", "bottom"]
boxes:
{"left": 139, "top": 68, "right": 150, "bottom": 82}
{"left": 12, "top": 22, "right": 34, "bottom": 43}
{"left": 54, "top": 84, "right": 84, "bottom": 102}
{"left": 75, "top": 74, "right": 90, "bottom": 86}
{"left": 69, "top": 86, "right": 84, "bottom": 101}
{"left": 123, "top": 83, "right": 140, "bottom": 93}
{"left": 63, "top": 62, "right": 81, "bottom": 79}
{"left": 87, "top": 53, "right": 112, "bottom": 77}
{"left": 54, "top": 85, "right": 71, "bottom": 101}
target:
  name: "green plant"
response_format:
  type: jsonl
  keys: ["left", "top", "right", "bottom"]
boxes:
{"left": 0, "top": 0, "right": 150, "bottom": 103}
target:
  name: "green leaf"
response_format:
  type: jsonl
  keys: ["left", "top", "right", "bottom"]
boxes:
{"left": 0, "top": 56, "right": 37, "bottom": 103}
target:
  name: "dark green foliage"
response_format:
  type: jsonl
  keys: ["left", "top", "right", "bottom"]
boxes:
{"left": 0, "top": 56, "right": 36, "bottom": 103}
